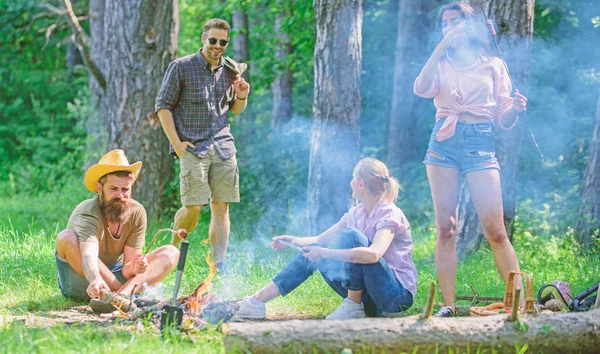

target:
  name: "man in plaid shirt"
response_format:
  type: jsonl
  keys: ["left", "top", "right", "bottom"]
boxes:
{"left": 155, "top": 18, "right": 250, "bottom": 271}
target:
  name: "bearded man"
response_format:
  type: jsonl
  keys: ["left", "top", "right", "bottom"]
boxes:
{"left": 55, "top": 150, "right": 179, "bottom": 311}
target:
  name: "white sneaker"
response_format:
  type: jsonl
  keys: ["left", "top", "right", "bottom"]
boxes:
{"left": 325, "top": 298, "right": 366, "bottom": 320}
{"left": 234, "top": 296, "right": 266, "bottom": 320}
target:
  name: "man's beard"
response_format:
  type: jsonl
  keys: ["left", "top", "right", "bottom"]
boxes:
{"left": 100, "top": 192, "right": 133, "bottom": 224}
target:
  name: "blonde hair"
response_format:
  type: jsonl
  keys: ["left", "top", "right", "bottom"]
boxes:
{"left": 353, "top": 158, "right": 401, "bottom": 203}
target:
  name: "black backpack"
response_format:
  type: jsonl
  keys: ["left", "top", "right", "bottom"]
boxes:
{"left": 569, "top": 280, "right": 599, "bottom": 312}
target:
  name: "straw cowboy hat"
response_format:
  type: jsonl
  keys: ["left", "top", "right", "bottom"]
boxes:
{"left": 84, "top": 149, "right": 142, "bottom": 193}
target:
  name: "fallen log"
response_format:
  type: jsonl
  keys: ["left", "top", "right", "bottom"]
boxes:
{"left": 223, "top": 309, "right": 600, "bottom": 353}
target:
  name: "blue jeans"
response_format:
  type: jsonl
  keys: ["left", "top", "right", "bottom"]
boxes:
{"left": 272, "top": 228, "right": 413, "bottom": 316}
{"left": 423, "top": 118, "right": 500, "bottom": 174}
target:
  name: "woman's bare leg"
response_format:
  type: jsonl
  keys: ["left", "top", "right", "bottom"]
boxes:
{"left": 465, "top": 169, "right": 523, "bottom": 298}
{"left": 427, "top": 164, "right": 462, "bottom": 309}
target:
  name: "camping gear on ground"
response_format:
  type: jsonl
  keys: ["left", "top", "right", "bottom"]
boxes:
{"left": 569, "top": 280, "right": 599, "bottom": 312}
{"left": 537, "top": 283, "right": 570, "bottom": 311}
{"left": 470, "top": 270, "right": 534, "bottom": 316}
{"left": 160, "top": 241, "right": 189, "bottom": 333}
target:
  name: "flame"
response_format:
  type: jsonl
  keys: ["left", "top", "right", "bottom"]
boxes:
{"left": 183, "top": 250, "right": 218, "bottom": 316}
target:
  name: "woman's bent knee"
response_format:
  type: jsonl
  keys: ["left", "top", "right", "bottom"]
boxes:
{"left": 338, "top": 227, "right": 369, "bottom": 249}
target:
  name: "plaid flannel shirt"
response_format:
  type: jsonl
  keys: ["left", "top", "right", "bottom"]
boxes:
{"left": 155, "top": 49, "right": 238, "bottom": 159}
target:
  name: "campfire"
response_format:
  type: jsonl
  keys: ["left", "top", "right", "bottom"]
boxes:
{"left": 99, "top": 248, "right": 239, "bottom": 330}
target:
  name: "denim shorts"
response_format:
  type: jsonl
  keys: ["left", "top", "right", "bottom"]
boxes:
{"left": 423, "top": 118, "right": 500, "bottom": 174}
{"left": 56, "top": 252, "right": 127, "bottom": 300}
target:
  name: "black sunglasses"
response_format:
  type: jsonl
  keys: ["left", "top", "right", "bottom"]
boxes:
{"left": 208, "top": 38, "right": 229, "bottom": 46}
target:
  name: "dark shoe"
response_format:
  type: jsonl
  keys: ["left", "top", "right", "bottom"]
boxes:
{"left": 433, "top": 306, "right": 455, "bottom": 317}
{"left": 90, "top": 298, "right": 117, "bottom": 314}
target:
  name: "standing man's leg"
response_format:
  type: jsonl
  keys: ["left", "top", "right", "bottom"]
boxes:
{"left": 173, "top": 205, "right": 203, "bottom": 246}
{"left": 172, "top": 151, "right": 211, "bottom": 246}
{"left": 210, "top": 201, "right": 230, "bottom": 266}
{"left": 209, "top": 149, "right": 239, "bottom": 269}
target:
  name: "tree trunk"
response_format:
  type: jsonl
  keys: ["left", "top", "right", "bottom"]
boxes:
{"left": 457, "top": 0, "right": 535, "bottom": 257}
{"left": 271, "top": 1, "right": 293, "bottom": 132}
{"left": 224, "top": 310, "right": 600, "bottom": 353}
{"left": 387, "top": 0, "right": 436, "bottom": 167}
{"left": 86, "top": 0, "right": 108, "bottom": 166}
{"left": 308, "top": 0, "right": 362, "bottom": 235}
{"left": 232, "top": 10, "right": 250, "bottom": 83}
{"left": 90, "top": 0, "right": 178, "bottom": 219}
{"left": 575, "top": 89, "right": 600, "bottom": 247}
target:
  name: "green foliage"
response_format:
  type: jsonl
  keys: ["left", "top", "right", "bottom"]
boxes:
{"left": 0, "top": 0, "right": 88, "bottom": 192}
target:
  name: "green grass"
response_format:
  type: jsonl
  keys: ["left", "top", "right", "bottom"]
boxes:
{"left": 1, "top": 184, "right": 599, "bottom": 353}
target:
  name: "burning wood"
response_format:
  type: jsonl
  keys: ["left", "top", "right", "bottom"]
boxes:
{"left": 100, "top": 248, "right": 237, "bottom": 329}
{"left": 99, "top": 290, "right": 136, "bottom": 312}
{"left": 180, "top": 251, "right": 218, "bottom": 316}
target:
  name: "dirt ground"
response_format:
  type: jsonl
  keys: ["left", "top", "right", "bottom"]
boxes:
{"left": 2, "top": 306, "right": 112, "bottom": 328}
{"left": 1, "top": 305, "right": 319, "bottom": 329}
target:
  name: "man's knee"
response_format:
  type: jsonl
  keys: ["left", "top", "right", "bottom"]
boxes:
{"left": 185, "top": 205, "right": 203, "bottom": 215}
{"left": 210, "top": 202, "right": 230, "bottom": 220}
{"left": 55, "top": 229, "right": 79, "bottom": 255}
{"left": 153, "top": 245, "right": 180, "bottom": 269}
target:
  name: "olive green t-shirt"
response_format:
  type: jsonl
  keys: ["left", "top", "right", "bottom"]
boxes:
{"left": 66, "top": 196, "right": 146, "bottom": 266}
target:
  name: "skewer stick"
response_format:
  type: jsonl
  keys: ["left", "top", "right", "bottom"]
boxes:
{"left": 510, "top": 287, "right": 521, "bottom": 322}
{"left": 143, "top": 228, "right": 188, "bottom": 256}
{"left": 478, "top": 3, "right": 544, "bottom": 160}
{"left": 422, "top": 282, "right": 437, "bottom": 319}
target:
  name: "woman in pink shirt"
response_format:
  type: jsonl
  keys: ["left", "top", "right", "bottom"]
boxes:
{"left": 414, "top": 2, "right": 527, "bottom": 317}
{"left": 234, "top": 158, "right": 418, "bottom": 320}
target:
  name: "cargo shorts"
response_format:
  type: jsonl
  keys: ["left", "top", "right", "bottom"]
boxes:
{"left": 179, "top": 146, "right": 240, "bottom": 206}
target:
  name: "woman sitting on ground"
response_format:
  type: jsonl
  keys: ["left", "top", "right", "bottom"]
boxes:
{"left": 235, "top": 158, "right": 418, "bottom": 320}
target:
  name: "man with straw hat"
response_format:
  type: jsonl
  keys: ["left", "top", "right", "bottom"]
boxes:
{"left": 55, "top": 150, "right": 179, "bottom": 312}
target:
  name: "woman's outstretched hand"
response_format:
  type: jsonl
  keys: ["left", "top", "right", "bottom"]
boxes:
{"left": 511, "top": 90, "right": 528, "bottom": 112}
{"left": 271, "top": 235, "right": 299, "bottom": 251}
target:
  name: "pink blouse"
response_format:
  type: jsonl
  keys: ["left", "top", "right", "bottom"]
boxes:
{"left": 340, "top": 202, "right": 418, "bottom": 297}
{"left": 414, "top": 53, "right": 515, "bottom": 141}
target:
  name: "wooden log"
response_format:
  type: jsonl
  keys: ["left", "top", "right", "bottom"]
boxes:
{"left": 223, "top": 309, "right": 600, "bottom": 353}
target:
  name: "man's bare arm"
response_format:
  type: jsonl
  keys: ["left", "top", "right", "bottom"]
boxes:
{"left": 157, "top": 109, "right": 195, "bottom": 157}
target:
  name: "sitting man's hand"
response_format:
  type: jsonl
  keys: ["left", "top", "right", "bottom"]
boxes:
{"left": 133, "top": 253, "right": 148, "bottom": 275}
{"left": 87, "top": 277, "right": 109, "bottom": 299}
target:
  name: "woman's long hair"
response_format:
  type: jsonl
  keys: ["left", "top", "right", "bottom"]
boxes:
{"left": 435, "top": 2, "right": 494, "bottom": 56}
{"left": 353, "top": 158, "right": 401, "bottom": 203}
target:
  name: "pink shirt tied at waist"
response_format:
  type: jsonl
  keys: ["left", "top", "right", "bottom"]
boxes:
{"left": 414, "top": 53, "right": 516, "bottom": 141}
{"left": 340, "top": 202, "right": 418, "bottom": 297}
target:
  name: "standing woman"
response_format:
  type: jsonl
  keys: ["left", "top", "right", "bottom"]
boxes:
{"left": 234, "top": 158, "right": 418, "bottom": 320}
{"left": 414, "top": 2, "right": 527, "bottom": 317}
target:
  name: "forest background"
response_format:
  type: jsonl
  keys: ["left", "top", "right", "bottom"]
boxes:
{"left": 1, "top": 0, "right": 600, "bottom": 352}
